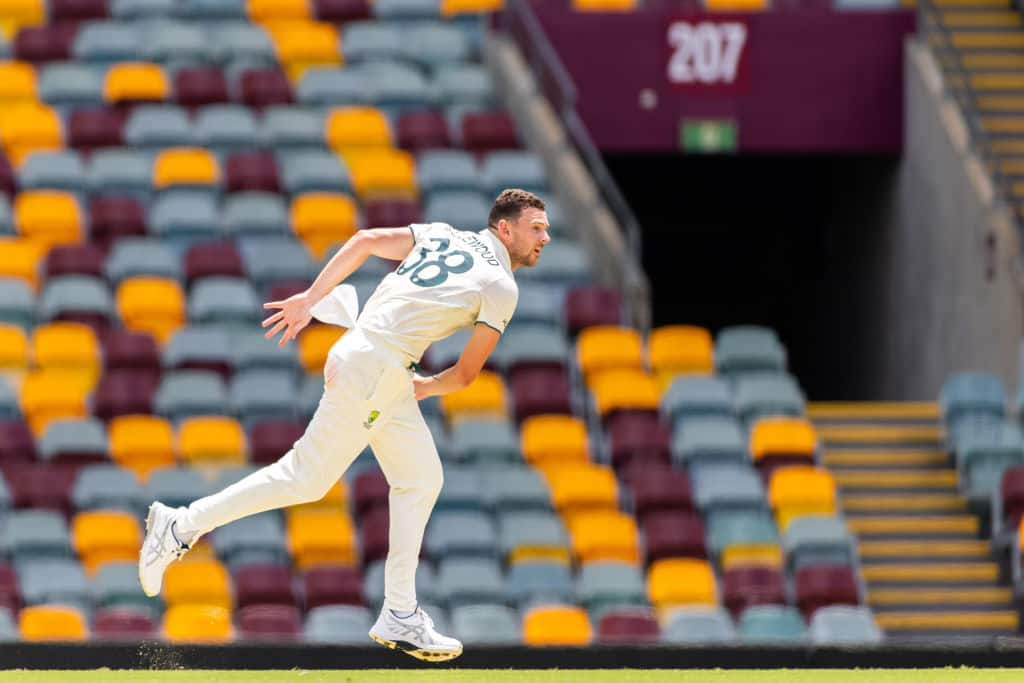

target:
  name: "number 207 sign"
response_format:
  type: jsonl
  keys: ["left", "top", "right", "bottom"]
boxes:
{"left": 666, "top": 19, "right": 751, "bottom": 93}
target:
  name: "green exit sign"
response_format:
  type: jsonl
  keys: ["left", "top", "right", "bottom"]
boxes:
{"left": 681, "top": 119, "right": 738, "bottom": 153}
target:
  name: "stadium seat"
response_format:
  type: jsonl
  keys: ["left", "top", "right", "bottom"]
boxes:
{"left": 643, "top": 510, "right": 706, "bottom": 564}
{"left": 153, "top": 148, "right": 220, "bottom": 191}
{"left": 0, "top": 104, "right": 62, "bottom": 166}
{"left": 440, "top": 369, "right": 506, "bottom": 422}
{"left": 435, "top": 557, "right": 505, "bottom": 607}
{"left": 0, "top": 325, "right": 28, "bottom": 387}
{"left": 93, "top": 608, "right": 158, "bottom": 641}
{"left": 154, "top": 370, "right": 228, "bottom": 420}
{"left": 460, "top": 111, "right": 518, "bottom": 153}
{"left": 264, "top": 20, "right": 339, "bottom": 81}
{"left": 231, "top": 328, "right": 300, "bottom": 373}
{"left": 230, "top": 369, "right": 298, "bottom": 424}
{"left": 72, "top": 464, "right": 145, "bottom": 513}
{"left": 72, "top": 509, "right": 141, "bottom": 574}
{"left": 211, "top": 512, "right": 288, "bottom": 570}
{"left": 44, "top": 244, "right": 104, "bottom": 279}
{"left": 116, "top": 276, "right": 185, "bottom": 343}
{"left": 544, "top": 463, "right": 618, "bottom": 518}
{"left": 38, "top": 62, "right": 102, "bottom": 107}
{"left": 734, "top": 374, "right": 806, "bottom": 424}
{"left": 450, "top": 417, "right": 520, "bottom": 463}
{"left": 589, "top": 369, "right": 659, "bottom": 419}
{"left": 563, "top": 287, "right": 623, "bottom": 338}
{"left": 441, "top": 0, "right": 503, "bottom": 13}
{"left": 398, "top": 112, "right": 451, "bottom": 152}
{"left": 783, "top": 515, "right": 857, "bottom": 572}
{"left": 239, "top": 236, "right": 316, "bottom": 289}
{"left": 661, "top": 376, "right": 734, "bottom": 424}
{"left": 714, "top": 326, "right": 787, "bottom": 377}
{"left": 314, "top": 0, "right": 370, "bottom": 20}
{"left": 0, "top": 420, "right": 32, "bottom": 462}
{"left": 941, "top": 372, "right": 1007, "bottom": 424}
{"left": 672, "top": 416, "right": 749, "bottom": 470}
{"left": 795, "top": 564, "right": 861, "bottom": 619}
{"left": 340, "top": 21, "right": 402, "bottom": 63}
{"left": 661, "top": 606, "right": 736, "bottom": 644}
{"left": 568, "top": 510, "right": 639, "bottom": 564}
{"left": 19, "top": 151, "right": 86, "bottom": 194}
{"left": 738, "top": 605, "right": 808, "bottom": 643}
{"left": 102, "top": 329, "right": 160, "bottom": 377}
{"left": 576, "top": 325, "right": 644, "bottom": 382}
{"left": 304, "top": 605, "right": 372, "bottom": 644}
{"left": 189, "top": 277, "right": 260, "bottom": 327}
{"left": 424, "top": 190, "right": 489, "bottom": 230}
{"left": 506, "top": 560, "right": 572, "bottom": 607}
{"left": 18, "top": 557, "right": 90, "bottom": 612}
{"left": 484, "top": 465, "right": 553, "bottom": 513}
{"left": 262, "top": 105, "right": 323, "bottom": 150}
{"left": 163, "top": 557, "right": 232, "bottom": 609}
{"left": 88, "top": 148, "right": 152, "bottom": 199}
{"left": 768, "top": 466, "right": 837, "bottom": 530}
{"left": 287, "top": 509, "right": 357, "bottom": 568}
{"left": 324, "top": 106, "right": 392, "bottom": 152}
{"left": 140, "top": 21, "right": 206, "bottom": 65}
{"left": 706, "top": 508, "right": 780, "bottom": 561}
{"left": 649, "top": 325, "right": 714, "bottom": 388}
{"left": 722, "top": 565, "right": 786, "bottom": 618}
{"left": 31, "top": 321, "right": 100, "bottom": 386}
{"left": 248, "top": 420, "right": 304, "bottom": 465}
{"left": 520, "top": 414, "right": 589, "bottom": 468}
{"left": 434, "top": 64, "right": 493, "bottom": 107}
{"left": 433, "top": 466, "right": 485, "bottom": 512}
{"left": 497, "top": 510, "right": 569, "bottom": 564}
{"left": 222, "top": 193, "right": 288, "bottom": 240}
{"left": 14, "top": 190, "right": 82, "bottom": 248}
{"left": 38, "top": 417, "right": 107, "bottom": 465}
{"left": 20, "top": 368, "right": 91, "bottom": 435}
{"left": 174, "top": 68, "right": 229, "bottom": 108}
{"left": 597, "top": 607, "right": 660, "bottom": 644}
{"left": 364, "top": 198, "right": 422, "bottom": 228}
{"left": 233, "top": 564, "right": 296, "bottom": 609}
{"left": 290, "top": 192, "right": 358, "bottom": 259}
{"left": 647, "top": 558, "right": 718, "bottom": 611}
{"left": 38, "top": 275, "right": 114, "bottom": 331}
{"left": 451, "top": 604, "right": 520, "bottom": 645}
{"left": 279, "top": 150, "right": 352, "bottom": 195}
{"left": 750, "top": 417, "right": 817, "bottom": 476}
{"left": 194, "top": 106, "right": 258, "bottom": 155}
{"left": 0, "top": 280, "right": 34, "bottom": 328}
{"left": 239, "top": 67, "right": 293, "bottom": 107}
{"left": 150, "top": 189, "right": 219, "bottom": 252}
{"left": 67, "top": 109, "right": 125, "bottom": 153}
{"left": 303, "top": 565, "right": 364, "bottom": 609}
{"left": 7, "top": 509, "right": 73, "bottom": 560}
{"left": 19, "top": 604, "right": 88, "bottom": 641}
{"left": 297, "top": 67, "right": 366, "bottom": 107}
{"left": 956, "top": 420, "right": 1024, "bottom": 503}
{"left": 499, "top": 325, "right": 570, "bottom": 377}
{"left": 298, "top": 324, "right": 345, "bottom": 374}
{"left": 104, "top": 62, "right": 168, "bottom": 103}
{"left": 522, "top": 605, "right": 592, "bottom": 646}
{"left": 108, "top": 414, "right": 175, "bottom": 479}
{"left": 163, "top": 604, "right": 233, "bottom": 643}
{"left": 692, "top": 463, "right": 767, "bottom": 517}
{"left": 15, "top": 24, "right": 76, "bottom": 62}
{"left": 184, "top": 244, "right": 245, "bottom": 290}
{"left": 608, "top": 412, "right": 671, "bottom": 473}
{"left": 177, "top": 416, "right": 246, "bottom": 466}
{"left": 425, "top": 510, "right": 497, "bottom": 559}
{"left": 225, "top": 152, "right": 281, "bottom": 194}
{"left": 237, "top": 604, "right": 301, "bottom": 641}
{"left": 345, "top": 148, "right": 417, "bottom": 200}
{"left": 417, "top": 149, "right": 478, "bottom": 197}
{"left": 0, "top": 238, "right": 44, "bottom": 289}
{"left": 808, "top": 606, "right": 882, "bottom": 645}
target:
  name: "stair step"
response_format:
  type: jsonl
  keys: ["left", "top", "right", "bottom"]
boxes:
{"left": 1000, "top": 158, "right": 1024, "bottom": 174}
{"left": 859, "top": 539, "right": 991, "bottom": 558}
{"left": 983, "top": 115, "right": 1024, "bottom": 133}
{"left": 942, "top": 10, "right": 1022, "bottom": 27}
{"left": 976, "top": 94, "right": 1024, "bottom": 111}
{"left": 991, "top": 138, "right": 1024, "bottom": 154}
{"left": 962, "top": 52, "right": 1024, "bottom": 70}
{"left": 842, "top": 494, "right": 967, "bottom": 512}
{"left": 823, "top": 450, "right": 949, "bottom": 468}
{"left": 815, "top": 425, "right": 944, "bottom": 444}
{"left": 869, "top": 587, "right": 1012, "bottom": 606}
{"left": 834, "top": 469, "right": 959, "bottom": 489}
{"left": 847, "top": 515, "right": 978, "bottom": 535}
{"left": 952, "top": 31, "right": 1024, "bottom": 48}
{"left": 875, "top": 611, "right": 1018, "bottom": 631}
{"left": 806, "top": 402, "right": 939, "bottom": 421}
{"left": 862, "top": 562, "right": 999, "bottom": 582}
{"left": 936, "top": 0, "right": 1009, "bottom": 7}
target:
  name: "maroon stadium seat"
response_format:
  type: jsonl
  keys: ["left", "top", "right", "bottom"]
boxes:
{"left": 225, "top": 152, "right": 281, "bottom": 194}
{"left": 2, "top": 463, "right": 78, "bottom": 516}
{"left": 239, "top": 69, "right": 293, "bottom": 108}
{"left": 0, "top": 564, "right": 20, "bottom": 613}
{"left": 1001, "top": 466, "right": 1024, "bottom": 528}
{"left": 174, "top": 68, "right": 229, "bottom": 108}
{"left": 267, "top": 281, "right": 308, "bottom": 303}
{"left": 597, "top": 608, "right": 660, "bottom": 644}
{"left": 303, "top": 565, "right": 365, "bottom": 610}
{"left": 89, "top": 197, "right": 146, "bottom": 246}
{"left": 93, "top": 369, "right": 159, "bottom": 421}
{"left": 184, "top": 242, "right": 245, "bottom": 288}
{"left": 67, "top": 108, "right": 125, "bottom": 151}
{"left": 14, "top": 24, "right": 77, "bottom": 62}
{"left": 722, "top": 565, "right": 786, "bottom": 619}
{"left": 795, "top": 564, "right": 860, "bottom": 620}
{"left": 50, "top": 0, "right": 108, "bottom": 21}
{"left": 0, "top": 421, "right": 36, "bottom": 464}
{"left": 313, "top": 0, "right": 370, "bottom": 21}
{"left": 248, "top": 420, "right": 304, "bottom": 465}
{"left": 608, "top": 412, "right": 671, "bottom": 474}
{"left": 359, "top": 506, "right": 389, "bottom": 567}
{"left": 565, "top": 287, "right": 623, "bottom": 337}
{"left": 92, "top": 608, "right": 157, "bottom": 640}
{"left": 0, "top": 155, "right": 16, "bottom": 199}
{"left": 353, "top": 469, "right": 389, "bottom": 518}
{"left": 628, "top": 464, "right": 692, "bottom": 523}
{"left": 44, "top": 244, "right": 105, "bottom": 279}
{"left": 233, "top": 564, "right": 297, "bottom": 610}
{"left": 101, "top": 330, "right": 161, "bottom": 376}
{"left": 237, "top": 604, "right": 302, "bottom": 641}
{"left": 461, "top": 112, "right": 518, "bottom": 154}
{"left": 642, "top": 510, "right": 706, "bottom": 565}
{"left": 510, "top": 367, "right": 573, "bottom": 423}
{"left": 364, "top": 199, "right": 420, "bottom": 230}
{"left": 397, "top": 111, "right": 451, "bottom": 152}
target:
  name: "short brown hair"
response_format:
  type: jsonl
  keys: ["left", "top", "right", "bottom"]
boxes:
{"left": 488, "top": 189, "right": 545, "bottom": 227}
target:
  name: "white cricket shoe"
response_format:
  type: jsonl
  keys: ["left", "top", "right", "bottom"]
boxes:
{"left": 369, "top": 606, "right": 463, "bottom": 662}
{"left": 138, "top": 501, "right": 191, "bottom": 597}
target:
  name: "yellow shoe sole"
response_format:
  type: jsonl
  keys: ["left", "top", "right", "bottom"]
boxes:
{"left": 369, "top": 632, "right": 463, "bottom": 662}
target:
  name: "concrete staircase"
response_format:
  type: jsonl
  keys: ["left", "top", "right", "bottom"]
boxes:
{"left": 809, "top": 402, "right": 1019, "bottom": 640}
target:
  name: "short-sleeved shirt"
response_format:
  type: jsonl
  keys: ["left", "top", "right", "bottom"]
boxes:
{"left": 355, "top": 222, "right": 519, "bottom": 362}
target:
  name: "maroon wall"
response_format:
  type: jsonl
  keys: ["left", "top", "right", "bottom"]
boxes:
{"left": 531, "top": 5, "right": 916, "bottom": 153}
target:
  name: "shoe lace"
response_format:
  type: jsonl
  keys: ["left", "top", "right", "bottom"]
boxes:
{"left": 416, "top": 607, "right": 435, "bottom": 630}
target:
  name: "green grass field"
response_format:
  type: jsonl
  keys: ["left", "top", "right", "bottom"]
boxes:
{"left": 0, "top": 671, "right": 1022, "bottom": 682}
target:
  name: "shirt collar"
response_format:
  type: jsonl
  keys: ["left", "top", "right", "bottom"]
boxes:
{"left": 481, "top": 227, "right": 513, "bottom": 275}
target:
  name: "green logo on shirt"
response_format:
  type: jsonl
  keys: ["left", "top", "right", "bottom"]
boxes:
{"left": 363, "top": 410, "right": 380, "bottom": 429}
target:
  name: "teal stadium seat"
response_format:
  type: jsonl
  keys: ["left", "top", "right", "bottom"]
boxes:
{"left": 211, "top": 513, "right": 289, "bottom": 571}
{"left": 222, "top": 193, "right": 289, "bottom": 238}
{"left": 7, "top": 510, "right": 74, "bottom": 561}
{"left": 154, "top": 370, "right": 229, "bottom": 419}
{"left": 941, "top": 372, "right": 1007, "bottom": 424}
{"left": 304, "top": 605, "right": 374, "bottom": 644}
{"left": 662, "top": 606, "right": 737, "bottom": 644}
{"left": 230, "top": 369, "right": 298, "bottom": 424}
{"left": 38, "top": 417, "right": 108, "bottom": 464}
{"left": 188, "top": 277, "right": 260, "bottom": 326}
{"left": 341, "top": 22, "right": 404, "bottom": 63}
{"left": 363, "top": 61, "right": 433, "bottom": 110}
{"left": 19, "top": 151, "right": 87, "bottom": 194}
{"left": 239, "top": 237, "right": 316, "bottom": 289}
{"left": 400, "top": 22, "right": 470, "bottom": 69}
{"left": 73, "top": 22, "right": 141, "bottom": 65}
{"left": 278, "top": 150, "right": 352, "bottom": 194}
{"left": 783, "top": 515, "right": 857, "bottom": 572}
{"left": 706, "top": 509, "right": 780, "bottom": 558}
{"left": 954, "top": 420, "right": 1024, "bottom": 504}
{"left": 497, "top": 325, "right": 569, "bottom": 374}
{"left": 661, "top": 376, "right": 734, "bottom": 425}
{"left": 433, "top": 466, "right": 485, "bottom": 510}
{"left": 808, "top": 606, "right": 882, "bottom": 645}
{"left": 195, "top": 105, "right": 259, "bottom": 155}
{"left": 691, "top": 463, "right": 767, "bottom": 515}
{"left": 88, "top": 149, "right": 154, "bottom": 199}
{"left": 104, "top": 239, "right": 182, "bottom": 284}
{"left": 738, "top": 605, "right": 808, "bottom": 643}
{"left": 672, "top": 417, "right": 748, "bottom": 470}
{"left": 497, "top": 510, "right": 568, "bottom": 559}
{"left": 72, "top": 465, "right": 146, "bottom": 514}
{"left": 17, "top": 559, "right": 91, "bottom": 613}
{"left": 261, "top": 107, "right": 325, "bottom": 152}
{"left": 450, "top": 418, "right": 520, "bottom": 463}
{"left": 575, "top": 561, "right": 646, "bottom": 616}
{"left": 506, "top": 560, "right": 573, "bottom": 607}
{"left": 425, "top": 510, "right": 498, "bottom": 559}
{"left": 180, "top": 0, "right": 245, "bottom": 21}
{"left": 140, "top": 21, "right": 208, "bottom": 68}
{"left": 145, "top": 466, "right": 215, "bottom": 509}
{"left": 484, "top": 465, "right": 552, "bottom": 512}
{"left": 433, "top": 64, "right": 494, "bottom": 107}
{"left": 230, "top": 329, "right": 300, "bottom": 373}
{"left": 150, "top": 190, "right": 220, "bottom": 253}
{"left": 417, "top": 150, "right": 479, "bottom": 197}
{"left": 163, "top": 326, "right": 231, "bottom": 373}
{"left": 435, "top": 557, "right": 505, "bottom": 608}
{"left": 38, "top": 275, "right": 114, "bottom": 325}
{"left": 714, "top": 325, "right": 787, "bottom": 377}
{"left": 297, "top": 68, "right": 368, "bottom": 107}
{"left": 451, "top": 604, "right": 520, "bottom": 645}
{"left": 94, "top": 562, "right": 161, "bottom": 616}
{"left": 0, "top": 280, "right": 36, "bottom": 328}
{"left": 125, "top": 105, "right": 194, "bottom": 150}
{"left": 733, "top": 373, "right": 806, "bottom": 424}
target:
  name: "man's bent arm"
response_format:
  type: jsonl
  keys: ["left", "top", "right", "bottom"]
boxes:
{"left": 306, "top": 227, "right": 415, "bottom": 304}
{"left": 415, "top": 323, "right": 501, "bottom": 398}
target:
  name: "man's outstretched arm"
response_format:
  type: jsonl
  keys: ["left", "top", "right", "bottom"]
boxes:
{"left": 262, "top": 227, "right": 415, "bottom": 346}
{"left": 413, "top": 323, "right": 501, "bottom": 399}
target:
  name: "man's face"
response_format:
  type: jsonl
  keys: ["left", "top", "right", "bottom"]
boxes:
{"left": 501, "top": 207, "right": 551, "bottom": 269}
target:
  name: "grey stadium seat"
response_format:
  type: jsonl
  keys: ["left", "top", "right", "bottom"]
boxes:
{"left": 400, "top": 22, "right": 469, "bottom": 68}
{"left": 515, "top": 241, "right": 591, "bottom": 286}
{"left": 423, "top": 191, "right": 489, "bottom": 231}
{"left": 140, "top": 20, "right": 208, "bottom": 66}
{"left": 38, "top": 63, "right": 104, "bottom": 108}
{"left": 149, "top": 190, "right": 220, "bottom": 253}
{"left": 194, "top": 105, "right": 259, "bottom": 154}
{"left": 340, "top": 22, "right": 404, "bottom": 63}
{"left": 435, "top": 557, "right": 505, "bottom": 608}
{"left": 739, "top": 605, "right": 808, "bottom": 643}
{"left": 38, "top": 417, "right": 108, "bottom": 463}
{"left": 111, "top": 0, "right": 176, "bottom": 19}
{"left": 37, "top": 275, "right": 114, "bottom": 325}
{"left": 73, "top": 21, "right": 140, "bottom": 63}
{"left": 808, "top": 606, "right": 882, "bottom": 645}
{"left": 691, "top": 463, "right": 767, "bottom": 515}
{"left": 497, "top": 510, "right": 568, "bottom": 559}
{"left": 297, "top": 68, "right": 367, "bottom": 107}
{"left": 450, "top": 418, "right": 520, "bottom": 464}
{"left": 278, "top": 150, "right": 352, "bottom": 195}
{"left": 145, "top": 466, "right": 215, "bottom": 509}
{"left": 104, "top": 238, "right": 182, "bottom": 283}
{"left": 230, "top": 369, "right": 298, "bottom": 424}
{"left": 706, "top": 509, "right": 780, "bottom": 558}
{"left": 154, "top": 370, "right": 229, "bottom": 420}
{"left": 425, "top": 511, "right": 498, "bottom": 559}
{"left": 163, "top": 325, "right": 231, "bottom": 372}
{"left": 715, "top": 325, "right": 788, "bottom": 376}
{"left": 433, "top": 64, "right": 494, "bottom": 106}
{"left": 671, "top": 416, "right": 748, "bottom": 470}
{"left": 364, "top": 61, "right": 433, "bottom": 109}
{"left": 0, "top": 279, "right": 35, "bottom": 328}
{"left": 17, "top": 558, "right": 91, "bottom": 612}
{"left": 125, "top": 105, "right": 194, "bottom": 150}
{"left": 433, "top": 466, "right": 485, "bottom": 511}
{"left": 88, "top": 148, "right": 153, "bottom": 199}
{"left": 943, "top": 371, "right": 1007, "bottom": 424}
{"left": 417, "top": 150, "right": 479, "bottom": 196}
{"left": 188, "top": 277, "right": 260, "bottom": 326}
{"left": 0, "top": 196, "right": 11, "bottom": 235}
{"left": 0, "top": 380, "right": 19, "bottom": 420}
{"left": 496, "top": 325, "right": 568, "bottom": 373}
{"left": 229, "top": 328, "right": 299, "bottom": 373}
{"left": 209, "top": 23, "right": 275, "bottom": 66}
{"left": 304, "top": 605, "right": 374, "bottom": 644}
{"left": 575, "top": 561, "right": 647, "bottom": 615}
{"left": 661, "top": 606, "right": 737, "bottom": 644}
{"left": 480, "top": 151, "right": 547, "bottom": 198}
{"left": 451, "top": 604, "right": 520, "bottom": 645}
{"left": 783, "top": 515, "right": 858, "bottom": 572}
{"left": 72, "top": 464, "right": 146, "bottom": 514}
{"left": 661, "top": 376, "right": 734, "bottom": 425}
{"left": 93, "top": 561, "right": 161, "bottom": 615}
{"left": 239, "top": 237, "right": 316, "bottom": 289}
{"left": 426, "top": 328, "right": 471, "bottom": 370}
{"left": 261, "top": 106, "right": 325, "bottom": 151}
{"left": 733, "top": 373, "right": 806, "bottom": 424}
{"left": 374, "top": 0, "right": 441, "bottom": 20}
{"left": 7, "top": 509, "right": 73, "bottom": 561}
{"left": 483, "top": 465, "right": 552, "bottom": 511}
{"left": 506, "top": 560, "right": 573, "bottom": 607}
{"left": 221, "top": 192, "right": 289, "bottom": 238}
{"left": 19, "top": 150, "right": 87, "bottom": 193}
{"left": 211, "top": 513, "right": 289, "bottom": 570}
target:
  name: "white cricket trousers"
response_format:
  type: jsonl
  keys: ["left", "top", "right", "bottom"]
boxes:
{"left": 175, "top": 327, "right": 442, "bottom": 613}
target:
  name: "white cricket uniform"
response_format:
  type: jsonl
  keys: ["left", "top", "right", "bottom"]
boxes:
{"left": 176, "top": 223, "right": 518, "bottom": 612}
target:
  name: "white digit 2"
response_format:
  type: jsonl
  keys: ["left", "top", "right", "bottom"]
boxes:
{"left": 667, "top": 21, "right": 748, "bottom": 85}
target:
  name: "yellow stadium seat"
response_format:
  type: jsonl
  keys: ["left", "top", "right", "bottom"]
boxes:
{"left": 572, "top": 0, "right": 636, "bottom": 9}
{"left": 109, "top": 415, "right": 176, "bottom": 480}
{"left": 705, "top": 0, "right": 767, "bottom": 10}
{"left": 298, "top": 323, "right": 345, "bottom": 374}
{"left": 520, "top": 414, "right": 589, "bottom": 467}
{"left": 31, "top": 321, "right": 101, "bottom": 391}
{"left": 750, "top": 417, "right": 817, "bottom": 463}
{"left": 720, "top": 544, "right": 783, "bottom": 572}
{"left": 72, "top": 510, "right": 143, "bottom": 575}
{"left": 0, "top": 237, "right": 43, "bottom": 288}
{"left": 576, "top": 325, "right": 644, "bottom": 382}
{"left": 0, "top": 324, "right": 29, "bottom": 388}
{"left": 287, "top": 509, "right": 358, "bottom": 568}
{"left": 163, "top": 558, "right": 233, "bottom": 609}
{"left": 116, "top": 277, "right": 185, "bottom": 344}
{"left": 14, "top": 190, "right": 82, "bottom": 248}
{"left": 440, "top": 370, "right": 506, "bottom": 422}
{"left": 768, "top": 466, "right": 837, "bottom": 530}
{"left": 153, "top": 148, "right": 221, "bottom": 189}
{"left": 246, "top": 0, "right": 309, "bottom": 22}
{"left": 0, "top": 0, "right": 44, "bottom": 38}
{"left": 104, "top": 62, "right": 168, "bottom": 103}
{"left": 647, "top": 558, "right": 717, "bottom": 608}
{"left": 19, "top": 605, "right": 88, "bottom": 642}
{"left": 20, "top": 368, "right": 89, "bottom": 436}
{"left": 0, "top": 103, "right": 62, "bottom": 166}
{"left": 164, "top": 604, "right": 233, "bottom": 643}
{"left": 508, "top": 540, "right": 571, "bottom": 566}
{"left": 289, "top": 477, "right": 348, "bottom": 516}
{"left": 265, "top": 21, "right": 340, "bottom": 81}
{"left": 545, "top": 463, "right": 618, "bottom": 515}
{"left": 522, "top": 605, "right": 592, "bottom": 646}
{"left": 325, "top": 107, "right": 392, "bottom": 152}
{"left": 568, "top": 510, "right": 639, "bottom": 564}
{"left": 290, "top": 192, "right": 358, "bottom": 259}
{"left": 442, "top": 0, "right": 503, "bottom": 14}
{"left": 589, "top": 369, "right": 659, "bottom": 417}
{"left": 0, "top": 61, "right": 36, "bottom": 102}
{"left": 649, "top": 325, "right": 713, "bottom": 389}
{"left": 178, "top": 416, "right": 247, "bottom": 466}
{"left": 343, "top": 148, "right": 417, "bottom": 200}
